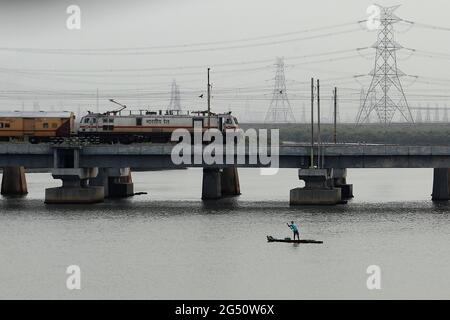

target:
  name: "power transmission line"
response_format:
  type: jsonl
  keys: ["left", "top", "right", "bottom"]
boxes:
{"left": 0, "top": 28, "right": 362, "bottom": 56}
{"left": 0, "top": 22, "right": 361, "bottom": 55}
{"left": 0, "top": 47, "right": 368, "bottom": 74}
{"left": 400, "top": 19, "right": 450, "bottom": 32}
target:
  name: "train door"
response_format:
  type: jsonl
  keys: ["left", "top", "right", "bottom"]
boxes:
{"left": 92, "top": 116, "right": 99, "bottom": 131}
{"left": 23, "top": 118, "right": 35, "bottom": 135}
{"left": 92, "top": 117, "right": 101, "bottom": 132}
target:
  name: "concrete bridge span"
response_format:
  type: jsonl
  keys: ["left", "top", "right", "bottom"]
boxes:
{"left": 2, "top": 143, "right": 450, "bottom": 169}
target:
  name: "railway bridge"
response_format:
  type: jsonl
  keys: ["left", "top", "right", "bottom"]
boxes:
{"left": 1, "top": 143, "right": 450, "bottom": 204}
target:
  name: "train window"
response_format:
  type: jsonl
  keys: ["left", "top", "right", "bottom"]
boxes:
{"left": 84, "top": 118, "right": 89, "bottom": 124}
{"left": 93, "top": 118, "right": 97, "bottom": 123}
{"left": 43, "top": 123, "right": 49, "bottom": 129}
{"left": 103, "top": 118, "right": 108, "bottom": 122}
{"left": 136, "top": 118, "right": 142, "bottom": 126}
{"left": 5, "top": 123, "right": 10, "bottom": 128}
{"left": 52, "top": 123, "right": 57, "bottom": 128}
{"left": 0, "top": 123, "right": 3, "bottom": 128}
{"left": 109, "top": 118, "right": 114, "bottom": 123}
{"left": 233, "top": 117, "right": 239, "bottom": 124}
{"left": 225, "top": 118, "right": 232, "bottom": 124}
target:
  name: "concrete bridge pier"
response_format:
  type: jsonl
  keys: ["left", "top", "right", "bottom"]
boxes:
{"left": 332, "top": 168, "right": 353, "bottom": 199}
{"left": 290, "top": 168, "right": 342, "bottom": 205}
{"left": 202, "top": 168, "right": 222, "bottom": 200}
{"left": 45, "top": 146, "right": 104, "bottom": 204}
{"left": 90, "top": 168, "right": 134, "bottom": 198}
{"left": 432, "top": 168, "right": 450, "bottom": 201}
{"left": 1, "top": 166, "right": 28, "bottom": 195}
{"left": 220, "top": 167, "right": 241, "bottom": 196}
{"left": 45, "top": 168, "right": 104, "bottom": 204}
{"left": 202, "top": 167, "right": 241, "bottom": 200}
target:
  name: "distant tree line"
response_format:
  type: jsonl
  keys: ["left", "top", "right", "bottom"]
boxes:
{"left": 239, "top": 123, "right": 450, "bottom": 146}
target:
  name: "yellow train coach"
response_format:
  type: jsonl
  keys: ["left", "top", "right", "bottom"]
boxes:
{"left": 0, "top": 111, "right": 75, "bottom": 143}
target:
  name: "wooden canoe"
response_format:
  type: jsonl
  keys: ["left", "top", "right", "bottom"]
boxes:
{"left": 267, "top": 235, "right": 323, "bottom": 244}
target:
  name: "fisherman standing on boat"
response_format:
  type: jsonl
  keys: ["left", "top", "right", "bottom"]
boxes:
{"left": 287, "top": 221, "right": 300, "bottom": 240}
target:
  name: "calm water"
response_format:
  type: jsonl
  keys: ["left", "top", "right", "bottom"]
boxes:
{"left": 1, "top": 168, "right": 450, "bottom": 299}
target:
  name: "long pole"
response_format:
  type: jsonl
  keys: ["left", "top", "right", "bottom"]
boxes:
{"left": 207, "top": 68, "right": 211, "bottom": 128}
{"left": 317, "top": 79, "right": 321, "bottom": 169}
{"left": 333, "top": 87, "right": 337, "bottom": 144}
{"left": 310, "top": 78, "right": 314, "bottom": 168}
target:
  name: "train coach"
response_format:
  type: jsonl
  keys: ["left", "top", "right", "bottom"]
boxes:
{"left": 78, "top": 109, "right": 240, "bottom": 144}
{"left": 0, "top": 111, "right": 75, "bottom": 143}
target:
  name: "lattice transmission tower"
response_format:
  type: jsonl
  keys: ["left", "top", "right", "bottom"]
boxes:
{"left": 264, "top": 57, "right": 296, "bottom": 123}
{"left": 358, "top": 88, "right": 377, "bottom": 123}
{"left": 356, "top": 5, "right": 413, "bottom": 125}
{"left": 167, "top": 79, "right": 181, "bottom": 111}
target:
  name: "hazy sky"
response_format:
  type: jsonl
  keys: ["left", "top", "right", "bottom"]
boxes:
{"left": 1, "top": 0, "right": 450, "bottom": 122}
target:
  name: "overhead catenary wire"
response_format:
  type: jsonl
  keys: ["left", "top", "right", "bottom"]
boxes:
{"left": 0, "top": 47, "right": 370, "bottom": 74}
{"left": 400, "top": 19, "right": 450, "bottom": 32}
{"left": 0, "top": 50, "right": 371, "bottom": 89}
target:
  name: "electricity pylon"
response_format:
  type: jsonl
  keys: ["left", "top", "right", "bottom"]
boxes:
{"left": 167, "top": 79, "right": 181, "bottom": 111}
{"left": 356, "top": 5, "right": 413, "bottom": 125}
{"left": 264, "top": 57, "right": 296, "bottom": 123}
{"left": 357, "top": 87, "right": 376, "bottom": 123}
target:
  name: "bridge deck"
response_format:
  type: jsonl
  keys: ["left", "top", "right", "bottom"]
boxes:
{"left": 1, "top": 143, "right": 450, "bottom": 169}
